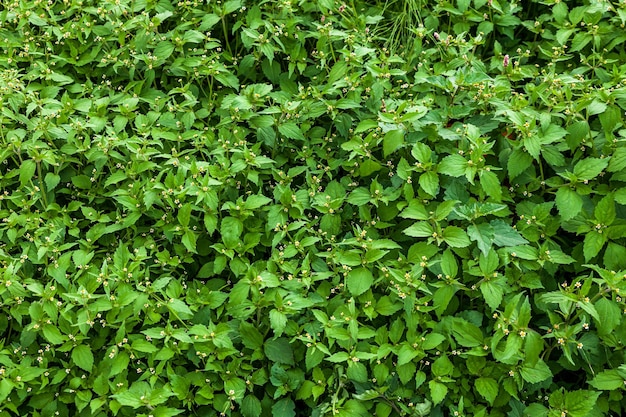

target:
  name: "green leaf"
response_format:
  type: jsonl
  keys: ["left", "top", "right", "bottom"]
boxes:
{"left": 403, "top": 222, "right": 433, "bottom": 238}
{"left": 475, "top": 377, "right": 499, "bottom": 405}
{"left": 583, "top": 231, "right": 606, "bottom": 261}
{"left": 609, "top": 148, "right": 626, "bottom": 172}
{"left": 442, "top": 226, "right": 471, "bottom": 248}
{"left": 555, "top": 187, "right": 582, "bottom": 220}
{"left": 347, "top": 267, "right": 374, "bottom": 296}
{"left": 589, "top": 370, "right": 624, "bottom": 390}
{"left": 221, "top": 216, "right": 243, "bottom": 248}
{"left": 269, "top": 309, "right": 287, "bottom": 336}
{"left": 573, "top": 157, "right": 608, "bottom": 181}
{"left": 468, "top": 223, "right": 495, "bottom": 256}
{"left": 272, "top": 398, "right": 296, "bottom": 417}
{"left": 480, "top": 280, "right": 503, "bottom": 311}
{"left": 595, "top": 194, "right": 615, "bottom": 225}
{"left": 423, "top": 333, "right": 446, "bottom": 350}
{"left": 242, "top": 395, "right": 262, "bottom": 417}
{"left": 438, "top": 154, "right": 467, "bottom": 177}
{"left": 44, "top": 172, "right": 61, "bottom": 190}
{"left": 167, "top": 299, "right": 194, "bottom": 319}
{"left": 72, "top": 345, "right": 94, "bottom": 372}
{"left": 432, "top": 355, "right": 453, "bottom": 376}
{"left": 564, "top": 390, "right": 600, "bottom": 417}
{"left": 429, "top": 380, "right": 448, "bottom": 405}
{"left": 383, "top": 129, "right": 405, "bottom": 157}
{"left": 520, "top": 359, "right": 552, "bottom": 383}
{"left": 20, "top": 160, "right": 36, "bottom": 186}
{"left": 278, "top": 123, "right": 305, "bottom": 141}
{"left": 264, "top": 338, "right": 294, "bottom": 365}
{"left": 177, "top": 203, "right": 192, "bottom": 227}
{"left": 490, "top": 219, "right": 528, "bottom": 247}
{"left": 42, "top": 324, "right": 66, "bottom": 344}
{"left": 507, "top": 148, "right": 533, "bottom": 179}
{"left": 72, "top": 175, "right": 92, "bottom": 189}
{"left": 182, "top": 230, "right": 197, "bottom": 253}
{"left": 154, "top": 41, "right": 175, "bottom": 60}
{"left": 245, "top": 195, "right": 272, "bottom": 209}
{"left": 479, "top": 170, "right": 502, "bottom": 201}
{"left": 419, "top": 171, "right": 439, "bottom": 196}
{"left": 595, "top": 297, "right": 621, "bottom": 335}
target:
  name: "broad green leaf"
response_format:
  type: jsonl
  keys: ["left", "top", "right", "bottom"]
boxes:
{"left": 419, "top": 171, "right": 439, "bottom": 196}
{"left": 154, "top": 41, "right": 175, "bottom": 60}
{"left": 507, "top": 148, "right": 533, "bottom": 179}
{"left": 594, "top": 194, "right": 615, "bottom": 225}
{"left": 278, "top": 122, "right": 305, "bottom": 141}
{"left": 491, "top": 219, "right": 528, "bottom": 247}
{"left": 442, "top": 226, "right": 471, "bottom": 247}
{"left": 383, "top": 129, "right": 404, "bottom": 157}
{"left": 45, "top": 172, "right": 60, "bottom": 190}
{"left": 595, "top": 297, "right": 620, "bottom": 335}
{"left": 20, "top": 160, "right": 37, "bottom": 186}
{"left": 563, "top": 390, "right": 600, "bottom": 417}
{"left": 347, "top": 267, "right": 374, "bottom": 296}
{"left": 479, "top": 170, "right": 502, "bottom": 201}
{"left": 480, "top": 280, "right": 503, "bottom": 311}
{"left": 264, "top": 338, "right": 294, "bottom": 365}
{"left": 429, "top": 380, "right": 448, "bottom": 405}
{"left": 272, "top": 398, "right": 296, "bottom": 417}
{"left": 468, "top": 223, "right": 495, "bottom": 255}
{"left": 520, "top": 359, "right": 552, "bottom": 383}
{"left": 245, "top": 194, "right": 272, "bottom": 209}
{"left": 475, "top": 377, "right": 498, "bottom": 405}
{"left": 242, "top": 395, "right": 262, "bottom": 417}
{"left": 177, "top": 203, "right": 192, "bottom": 227}
{"left": 573, "top": 157, "right": 608, "bottom": 181}
{"left": 438, "top": 154, "right": 467, "bottom": 177}
{"left": 609, "top": 148, "right": 626, "bottom": 172}
{"left": 403, "top": 222, "right": 433, "bottom": 238}
{"left": 589, "top": 370, "right": 624, "bottom": 390}
{"left": 72, "top": 345, "right": 94, "bottom": 372}
{"left": 431, "top": 355, "right": 453, "bottom": 376}
{"left": 555, "top": 187, "right": 582, "bottom": 220}
{"left": 221, "top": 216, "right": 243, "bottom": 248}
{"left": 583, "top": 231, "right": 606, "bottom": 261}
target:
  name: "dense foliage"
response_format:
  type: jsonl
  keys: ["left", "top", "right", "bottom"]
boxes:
{"left": 1, "top": 0, "right": 626, "bottom": 416}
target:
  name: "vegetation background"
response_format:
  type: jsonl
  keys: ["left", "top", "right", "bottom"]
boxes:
{"left": 1, "top": 0, "right": 626, "bottom": 416}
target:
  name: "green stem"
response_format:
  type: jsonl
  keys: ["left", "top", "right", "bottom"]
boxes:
{"left": 36, "top": 160, "right": 49, "bottom": 207}
{"left": 221, "top": 16, "right": 233, "bottom": 56}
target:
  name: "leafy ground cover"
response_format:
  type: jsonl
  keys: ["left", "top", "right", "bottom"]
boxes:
{"left": 1, "top": 0, "right": 626, "bottom": 416}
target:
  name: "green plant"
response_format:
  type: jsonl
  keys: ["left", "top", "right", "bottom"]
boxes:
{"left": 1, "top": 0, "right": 626, "bottom": 416}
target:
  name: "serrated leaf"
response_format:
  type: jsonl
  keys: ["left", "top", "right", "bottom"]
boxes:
{"left": 520, "top": 359, "right": 552, "bottom": 383}
{"left": 468, "top": 223, "right": 495, "bottom": 256}
{"left": 429, "top": 380, "right": 448, "bottom": 405}
{"left": 278, "top": 123, "right": 305, "bottom": 140}
{"left": 442, "top": 226, "right": 470, "bottom": 247}
{"left": 20, "top": 160, "right": 36, "bottom": 186}
{"left": 583, "top": 231, "right": 606, "bottom": 261}
{"left": 419, "top": 171, "right": 439, "bottom": 196}
{"left": 347, "top": 267, "right": 373, "bottom": 296}
{"left": 480, "top": 280, "right": 503, "bottom": 311}
{"left": 72, "top": 345, "right": 94, "bottom": 372}
{"left": 438, "top": 154, "right": 467, "bottom": 177}
{"left": 589, "top": 370, "right": 624, "bottom": 390}
{"left": 479, "top": 170, "right": 502, "bottom": 201}
{"left": 555, "top": 187, "right": 582, "bottom": 220}
{"left": 507, "top": 148, "right": 533, "bottom": 179}
{"left": 272, "top": 398, "right": 296, "bottom": 417}
{"left": 490, "top": 219, "right": 528, "bottom": 247}
{"left": 475, "top": 377, "right": 498, "bottom": 405}
{"left": 383, "top": 129, "right": 404, "bottom": 157}
{"left": 573, "top": 157, "right": 608, "bottom": 181}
